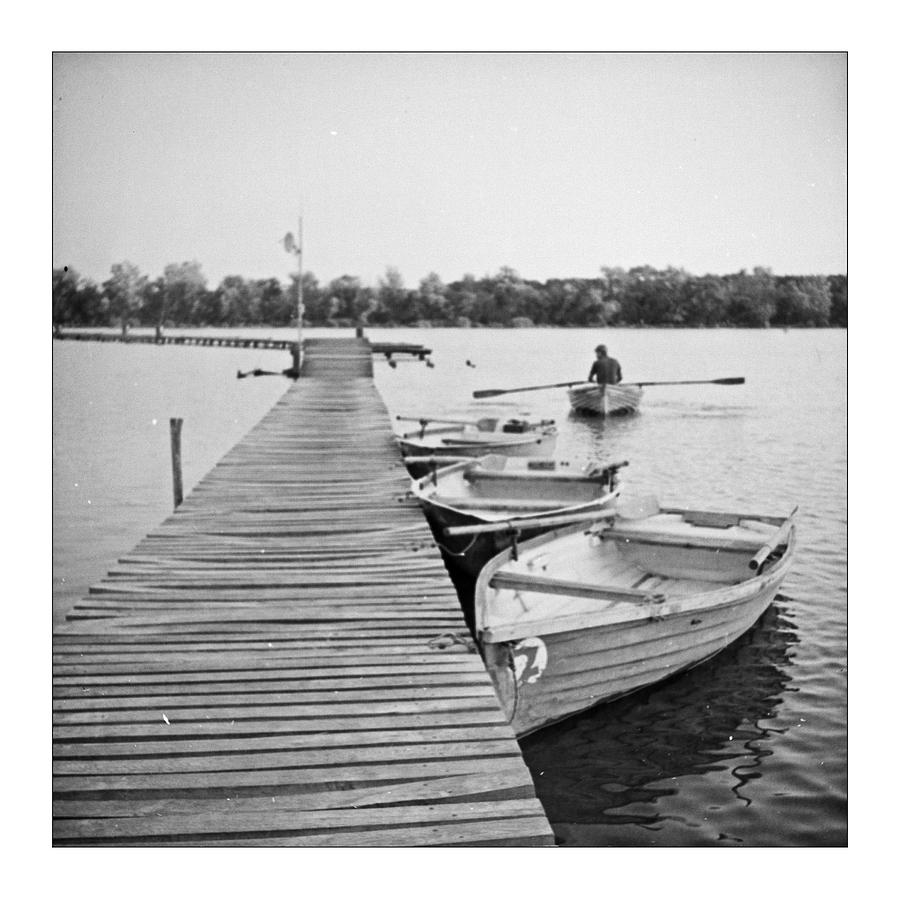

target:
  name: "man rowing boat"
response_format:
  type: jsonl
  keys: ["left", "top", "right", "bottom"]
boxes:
{"left": 588, "top": 344, "right": 622, "bottom": 385}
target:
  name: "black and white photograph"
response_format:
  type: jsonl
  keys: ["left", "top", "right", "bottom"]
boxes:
{"left": 44, "top": 36, "right": 850, "bottom": 869}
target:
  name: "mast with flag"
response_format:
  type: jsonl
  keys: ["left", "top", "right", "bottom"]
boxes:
{"left": 283, "top": 217, "right": 303, "bottom": 371}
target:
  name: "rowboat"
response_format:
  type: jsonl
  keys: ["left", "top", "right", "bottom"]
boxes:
{"left": 567, "top": 382, "right": 643, "bottom": 416}
{"left": 474, "top": 500, "right": 797, "bottom": 736}
{"left": 396, "top": 416, "right": 557, "bottom": 462}
{"left": 410, "top": 454, "right": 625, "bottom": 580}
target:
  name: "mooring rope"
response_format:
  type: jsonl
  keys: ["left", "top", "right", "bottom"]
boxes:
{"left": 431, "top": 533, "right": 480, "bottom": 558}
{"left": 427, "top": 631, "right": 476, "bottom": 653}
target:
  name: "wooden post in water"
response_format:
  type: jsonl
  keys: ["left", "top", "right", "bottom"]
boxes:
{"left": 170, "top": 418, "right": 184, "bottom": 509}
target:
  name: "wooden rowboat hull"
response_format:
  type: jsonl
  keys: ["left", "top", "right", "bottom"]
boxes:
{"left": 398, "top": 431, "right": 557, "bottom": 459}
{"left": 411, "top": 456, "right": 621, "bottom": 582}
{"left": 482, "top": 578, "right": 782, "bottom": 737}
{"left": 475, "top": 513, "right": 796, "bottom": 737}
{"left": 567, "top": 383, "right": 643, "bottom": 417}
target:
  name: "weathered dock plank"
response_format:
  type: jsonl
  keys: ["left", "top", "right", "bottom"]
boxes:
{"left": 52, "top": 337, "right": 553, "bottom": 847}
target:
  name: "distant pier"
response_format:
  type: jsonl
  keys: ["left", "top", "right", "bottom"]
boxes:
{"left": 52, "top": 337, "right": 553, "bottom": 847}
{"left": 53, "top": 328, "right": 432, "bottom": 361}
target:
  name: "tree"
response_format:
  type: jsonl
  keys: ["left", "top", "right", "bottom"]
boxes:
{"left": 444, "top": 273, "right": 480, "bottom": 325}
{"left": 772, "top": 276, "right": 832, "bottom": 326}
{"left": 486, "top": 267, "right": 526, "bottom": 324}
{"left": 617, "top": 266, "right": 687, "bottom": 326}
{"left": 828, "top": 275, "right": 847, "bottom": 327}
{"left": 217, "top": 275, "right": 257, "bottom": 324}
{"left": 76, "top": 280, "right": 105, "bottom": 325}
{"left": 256, "top": 278, "right": 291, "bottom": 325}
{"left": 50, "top": 261, "right": 846, "bottom": 330}
{"left": 53, "top": 267, "right": 107, "bottom": 326}
{"left": 581, "top": 283, "right": 617, "bottom": 325}
{"left": 415, "top": 272, "right": 448, "bottom": 322}
{"left": 102, "top": 261, "right": 147, "bottom": 333}
{"left": 289, "top": 271, "right": 328, "bottom": 325}
{"left": 542, "top": 279, "right": 580, "bottom": 326}
{"left": 136, "top": 277, "right": 166, "bottom": 326}
{"left": 162, "top": 261, "right": 208, "bottom": 324}
{"left": 679, "top": 275, "right": 729, "bottom": 326}
{"left": 724, "top": 267, "right": 776, "bottom": 327}
{"left": 372, "top": 266, "right": 412, "bottom": 324}
{"left": 53, "top": 266, "right": 80, "bottom": 327}
{"left": 326, "top": 275, "right": 374, "bottom": 324}
{"left": 192, "top": 280, "right": 225, "bottom": 325}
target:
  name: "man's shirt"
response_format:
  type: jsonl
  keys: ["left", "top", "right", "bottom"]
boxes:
{"left": 589, "top": 357, "right": 622, "bottom": 384}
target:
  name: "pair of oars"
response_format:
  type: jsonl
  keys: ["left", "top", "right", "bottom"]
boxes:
{"left": 396, "top": 414, "right": 501, "bottom": 430}
{"left": 473, "top": 376, "right": 745, "bottom": 399}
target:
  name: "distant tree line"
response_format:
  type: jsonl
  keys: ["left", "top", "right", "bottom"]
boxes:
{"left": 53, "top": 261, "right": 847, "bottom": 330}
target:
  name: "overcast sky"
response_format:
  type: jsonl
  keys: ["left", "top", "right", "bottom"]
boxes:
{"left": 52, "top": 51, "right": 846, "bottom": 288}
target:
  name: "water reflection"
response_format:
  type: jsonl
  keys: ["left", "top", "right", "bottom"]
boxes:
{"left": 566, "top": 409, "right": 646, "bottom": 432}
{"left": 519, "top": 601, "right": 799, "bottom": 842}
{"left": 564, "top": 407, "right": 648, "bottom": 458}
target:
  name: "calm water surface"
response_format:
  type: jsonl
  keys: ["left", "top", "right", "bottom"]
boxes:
{"left": 52, "top": 327, "right": 847, "bottom": 846}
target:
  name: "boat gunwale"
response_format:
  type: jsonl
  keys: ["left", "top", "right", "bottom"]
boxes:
{"left": 567, "top": 382, "right": 645, "bottom": 395}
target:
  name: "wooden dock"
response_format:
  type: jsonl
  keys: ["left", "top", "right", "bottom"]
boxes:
{"left": 53, "top": 328, "right": 432, "bottom": 360}
{"left": 52, "top": 337, "right": 554, "bottom": 847}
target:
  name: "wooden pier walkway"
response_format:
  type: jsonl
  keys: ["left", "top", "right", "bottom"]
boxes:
{"left": 52, "top": 337, "right": 554, "bottom": 847}
{"left": 54, "top": 328, "right": 432, "bottom": 360}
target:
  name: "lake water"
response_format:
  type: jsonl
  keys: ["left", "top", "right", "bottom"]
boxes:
{"left": 52, "top": 326, "right": 847, "bottom": 847}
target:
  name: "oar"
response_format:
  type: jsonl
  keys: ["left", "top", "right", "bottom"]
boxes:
{"left": 633, "top": 377, "right": 745, "bottom": 387}
{"left": 473, "top": 381, "right": 589, "bottom": 399}
{"left": 444, "top": 506, "right": 617, "bottom": 537}
{"left": 473, "top": 376, "right": 745, "bottom": 399}
{"left": 749, "top": 505, "right": 799, "bottom": 572}
{"left": 396, "top": 415, "right": 497, "bottom": 429}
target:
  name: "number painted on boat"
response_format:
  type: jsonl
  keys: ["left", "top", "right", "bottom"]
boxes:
{"left": 512, "top": 637, "right": 548, "bottom": 685}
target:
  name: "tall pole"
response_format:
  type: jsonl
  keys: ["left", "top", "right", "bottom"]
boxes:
{"left": 297, "top": 216, "right": 304, "bottom": 368}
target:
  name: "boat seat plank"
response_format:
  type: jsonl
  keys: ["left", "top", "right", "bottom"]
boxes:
{"left": 601, "top": 526, "right": 765, "bottom": 552}
{"left": 489, "top": 571, "right": 656, "bottom": 603}
{"left": 663, "top": 506, "right": 783, "bottom": 527}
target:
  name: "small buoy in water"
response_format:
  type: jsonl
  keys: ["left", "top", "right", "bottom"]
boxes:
{"left": 425, "top": 359, "right": 434, "bottom": 368}
{"left": 466, "top": 359, "right": 476, "bottom": 368}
